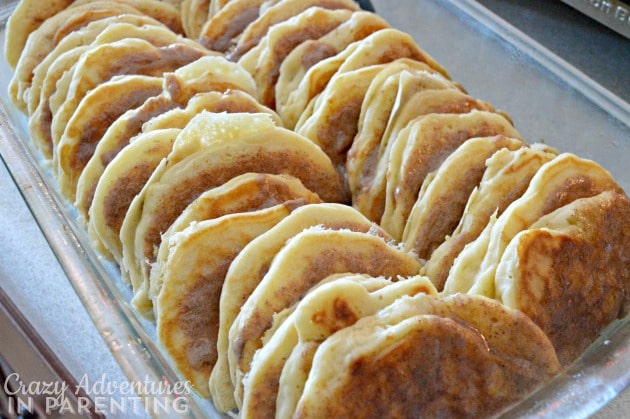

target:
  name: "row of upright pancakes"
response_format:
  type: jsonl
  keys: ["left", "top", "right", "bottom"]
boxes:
{"left": 5, "top": 0, "right": 630, "bottom": 417}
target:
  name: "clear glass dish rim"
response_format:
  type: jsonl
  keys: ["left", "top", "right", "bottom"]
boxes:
{"left": 0, "top": 0, "right": 628, "bottom": 417}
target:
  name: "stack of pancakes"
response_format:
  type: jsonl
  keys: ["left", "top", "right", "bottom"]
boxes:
{"left": 5, "top": 1, "right": 629, "bottom": 417}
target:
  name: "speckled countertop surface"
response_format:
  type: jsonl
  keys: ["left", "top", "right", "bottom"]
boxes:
{"left": 1, "top": 1, "right": 628, "bottom": 417}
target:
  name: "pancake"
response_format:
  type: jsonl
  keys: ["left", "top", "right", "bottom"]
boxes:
{"left": 119, "top": 112, "right": 344, "bottom": 306}
{"left": 253, "top": 271, "right": 394, "bottom": 393}
{"left": 28, "top": 17, "right": 182, "bottom": 157}
{"left": 427, "top": 145, "right": 557, "bottom": 290}
{"left": 49, "top": 38, "right": 210, "bottom": 157}
{"left": 298, "top": 61, "right": 456, "bottom": 174}
{"left": 199, "top": 0, "right": 267, "bottom": 52}
{"left": 280, "top": 28, "right": 449, "bottom": 132}
{"left": 275, "top": 11, "right": 390, "bottom": 125}
{"left": 87, "top": 128, "right": 181, "bottom": 262}
{"left": 227, "top": 0, "right": 360, "bottom": 61}
{"left": 74, "top": 56, "right": 259, "bottom": 220}
{"left": 43, "top": 39, "right": 206, "bottom": 157}
{"left": 75, "top": 94, "right": 179, "bottom": 224}
{"left": 155, "top": 204, "right": 298, "bottom": 397}
{"left": 146, "top": 173, "right": 322, "bottom": 316}
{"left": 243, "top": 274, "right": 437, "bottom": 418}
{"left": 26, "top": 15, "right": 164, "bottom": 116}
{"left": 29, "top": 47, "right": 89, "bottom": 158}
{"left": 402, "top": 136, "right": 525, "bottom": 261}
{"left": 381, "top": 110, "right": 520, "bottom": 240}
{"left": 8, "top": 1, "right": 144, "bottom": 112}
{"left": 348, "top": 86, "right": 491, "bottom": 214}
{"left": 9, "top": 0, "right": 184, "bottom": 112}
{"left": 240, "top": 273, "right": 394, "bottom": 412}
{"left": 107, "top": 97, "right": 280, "bottom": 267}
{"left": 295, "top": 293, "right": 561, "bottom": 418}
{"left": 278, "top": 40, "right": 358, "bottom": 129}
{"left": 150, "top": 173, "right": 321, "bottom": 287}
{"left": 55, "top": 75, "right": 165, "bottom": 200}
{"left": 75, "top": 34, "right": 218, "bottom": 99}
{"left": 141, "top": 90, "right": 281, "bottom": 133}
{"left": 313, "top": 24, "right": 448, "bottom": 83}
{"left": 238, "top": 7, "right": 354, "bottom": 108}
{"left": 209, "top": 202, "right": 389, "bottom": 411}
{"left": 295, "top": 63, "right": 394, "bottom": 168}
{"left": 228, "top": 226, "right": 422, "bottom": 407}
{"left": 496, "top": 190, "right": 630, "bottom": 365}
{"left": 4, "top": 0, "right": 75, "bottom": 69}
{"left": 447, "top": 153, "right": 625, "bottom": 297}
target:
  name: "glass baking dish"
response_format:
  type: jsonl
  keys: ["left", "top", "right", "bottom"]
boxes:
{"left": 0, "top": 0, "right": 628, "bottom": 417}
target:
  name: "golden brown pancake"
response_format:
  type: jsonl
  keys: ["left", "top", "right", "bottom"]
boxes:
{"left": 227, "top": 0, "right": 360, "bottom": 61}
{"left": 75, "top": 94, "right": 180, "bottom": 224}
{"left": 277, "top": 40, "right": 358, "bottom": 129}
{"left": 346, "top": 69, "right": 461, "bottom": 158}
{"left": 55, "top": 75, "right": 165, "bottom": 200}
{"left": 209, "top": 202, "right": 390, "bottom": 412}
{"left": 119, "top": 112, "right": 344, "bottom": 306}
{"left": 295, "top": 293, "right": 561, "bottom": 418}
{"left": 228, "top": 227, "right": 422, "bottom": 407}
{"left": 280, "top": 28, "right": 449, "bottom": 132}
{"left": 29, "top": 47, "right": 89, "bottom": 158}
{"left": 9, "top": 0, "right": 183, "bottom": 112}
{"left": 298, "top": 61, "right": 456, "bottom": 178}
{"left": 295, "top": 63, "right": 397, "bottom": 169}
{"left": 155, "top": 204, "right": 298, "bottom": 397}
{"left": 238, "top": 7, "right": 354, "bottom": 108}
{"left": 495, "top": 190, "right": 630, "bottom": 365}
{"left": 87, "top": 128, "right": 181, "bottom": 261}
{"left": 26, "top": 16, "right": 178, "bottom": 157}
{"left": 402, "top": 136, "right": 526, "bottom": 262}
{"left": 381, "top": 110, "right": 520, "bottom": 240}
{"left": 4, "top": 0, "right": 75, "bottom": 69}
{"left": 425, "top": 144, "right": 557, "bottom": 290}
{"left": 74, "top": 56, "right": 259, "bottom": 220}
{"left": 243, "top": 274, "right": 437, "bottom": 418}
{"left": 199, "top": 0, "right": 267, "bottom": 52}
{"left": 105, "top": 95, "right": 280, "bottom": 267}
{"left": 9, "top": 2, "right": 144, "bottom": 112}
{"left": 49, "top": 38, "right": 211, "bottom": 158}
{"left": 44, "top": 36, "right": 207, "bottom": 157}
{"left": 446, "top": 153, "right": 625, "bottom": 297}
{"left": 145, "top": 173, "right": 322, "bottom": 317}
{"left": 26, "top": 15, "right": 166, "bottom": 116}
{"left": 274, "top": 11, "right": 390, "bottom": 126}
{"left": 348, "top": 86, "right": 490, "bottom": 216}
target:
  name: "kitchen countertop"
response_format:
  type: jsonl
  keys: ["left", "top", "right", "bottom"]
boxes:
{"left": 1, "top": 1, "right": 628, "bottom": 418}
